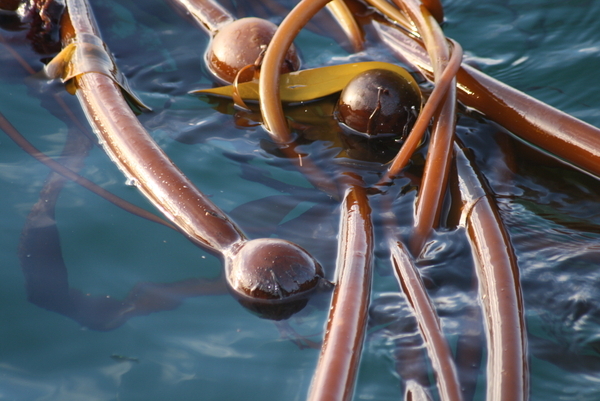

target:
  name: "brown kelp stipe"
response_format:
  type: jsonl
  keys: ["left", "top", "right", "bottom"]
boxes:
{"left": 389, "top": 240, "right": 463, "bottom": 401}
{"left": 259, "top": 0, "right": 332, "bottom": 142}
{"left": 57, "top": 0, "right": 326, "bottom": 321}
{"left": 167, "top": 0, "right": 234, "bottom": 33}
{"left": 15, "top": 0, "right": 600, "bottom": 397}
{"left": 0, "top": 30, "right": 171, "bottom": 228}
{"left": 389, "top": 0, "right": 457, "bottom": 255}
{"left": 259, "top": 2, "right": 374, "bottom": 399}
{"left": 455, "top": 143, "right": 528, "bottom": 401}
{"left": 307, "top": 180, "right": 373, "bottom": 401}
{"left": 381, "top": 161, "right": 462, "bottom": 401}
{"left": 259, "top": 1, "right": 460, "bottom": 399}
{"left": 374, "top": 19, "right": 600, "bottom": 181}
{"left": 171, "top": 0, "right": 339, "bottom": 197}
{"left": 379, "top": 39, "right": 462, "bottom": 184}
{"left": 256, "top": 0, "right": 344, "bottom": 198}
{"left": 326, "top": 0, "right": 364, "bottom": 52}
{"left": 373, "top": 2, "right": 527, "bottom": 398}
{"left": 16, "top": 110, "right": 228, "bottom": 331}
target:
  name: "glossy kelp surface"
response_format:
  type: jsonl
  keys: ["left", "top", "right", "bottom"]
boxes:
{"left": 1, "top": 0, "right": 600, "bottom": 400}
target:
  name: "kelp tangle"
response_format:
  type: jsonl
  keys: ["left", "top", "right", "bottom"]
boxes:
{"left": 2, "top": 0, "right": 600, "bottom": 400}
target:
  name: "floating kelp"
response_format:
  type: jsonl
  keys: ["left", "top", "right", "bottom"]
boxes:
{"left": 1, "top": 0, "right": 600, "bottom": 400}
{"left": 191, "top": 61, "right": 421, "bottom": 105}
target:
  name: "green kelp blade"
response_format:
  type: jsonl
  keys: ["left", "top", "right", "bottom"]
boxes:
{"left": 191, "top": 61, "right": 420, "bottom": 103}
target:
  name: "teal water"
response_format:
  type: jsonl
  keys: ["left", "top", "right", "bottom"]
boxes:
{"left": 1, "top": 0, "right": 600, "bottom": 400}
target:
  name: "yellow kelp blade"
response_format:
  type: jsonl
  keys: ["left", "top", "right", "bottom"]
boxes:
{"left": 44, "top": 33, "right": 151, "bottom": 112}
{"left": 191, "top": 61, "right": 420, "bottom": 103}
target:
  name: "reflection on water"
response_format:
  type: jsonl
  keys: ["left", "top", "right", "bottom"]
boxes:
{"left": 2, "top": 0, "right": 600, "bottom": 399}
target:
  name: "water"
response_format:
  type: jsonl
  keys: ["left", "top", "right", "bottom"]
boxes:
{"left": 1, "top": 0, "right": 600, "bottom": 400}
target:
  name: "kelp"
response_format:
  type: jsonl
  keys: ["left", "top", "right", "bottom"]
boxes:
{"left": 256, "top": 0, "right": 462, "bottom": 398}
{"left": 0, "top": 111, "right": 174, "bottom": 229}
{"left": 257, "top": 4, "right": 378, "bottom": 400}
{"left": 43, "top": 32, "right": 150, "bottom": 111}
{"left": 389, "top": 240, "right": 463, "bottom": 401}
{"left": 2, "top": 0, "right": 600, "bottom": 400}
{"left": 167, "top": 0, "right": 234, "bottom": 33}
{"left": 373, "top": 21, "right": 600, "bottom": 180}
{"left": 33, "top": 0, "right": 329, "bottom": 322}
{"left": 455, "top": 142, "right": 528, "bottom": 401}
{"left": 192, "top": 61, "right": 420, "bottom": 105}
{"left": 380, "top": 39, "right": 462, "bottom": 183}
{"left": 308, "top": 180, "right": 373, "bottom": 401}
{"left": 392, "top": 0, "right": 457, "bottom": 255}
{"left": 325, "top": 0, "right": 363, "bottom": 52}
{"left": 204, "top": 0, "right": 527, "bottom": 398}
{"left": 57, "top": 0, "right": 247, "bottom": 251}
{"left": 172, "top": 0, "right": 348, "bottom": 198}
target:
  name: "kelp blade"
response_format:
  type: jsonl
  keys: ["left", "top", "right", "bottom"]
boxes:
{"left": 44, "top": 33, "right": 151, "bottom": 112}
{"left": 192, "top": 61, "right": 420, "bottom": 103}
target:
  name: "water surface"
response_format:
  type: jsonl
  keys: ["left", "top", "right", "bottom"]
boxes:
{"left": 1, "top": 0, "right": 600, "bottom": 399}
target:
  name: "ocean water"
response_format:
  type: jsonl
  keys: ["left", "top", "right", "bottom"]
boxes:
{"left": 1, "top": 0, "right": 600, "bottom": 400}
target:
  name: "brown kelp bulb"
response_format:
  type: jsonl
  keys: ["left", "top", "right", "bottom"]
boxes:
{"left": 336, "top": 69, "right": 421, "bottom": 137}
{"left": 206, "top": 17, "right": 301, "bottom": 84}
{"left": 229, "top": 238, "right": 324, "bottom": 301}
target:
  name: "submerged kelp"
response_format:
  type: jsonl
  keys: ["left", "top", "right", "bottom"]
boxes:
{"left": 1, "top": 0, "right": 600, "bottom": 400}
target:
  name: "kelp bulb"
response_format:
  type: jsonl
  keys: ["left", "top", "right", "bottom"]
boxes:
{"left": 228, "top": 238, "right": 325, "bottom": 320}
{"left": 229, "top": 238, "right": 323, "bottom": 300}
{"left": 336, "top": 68, "right": 421, "bottom": 137}
{"left": 206, "top": 17, "right": 301, "bottom": 84}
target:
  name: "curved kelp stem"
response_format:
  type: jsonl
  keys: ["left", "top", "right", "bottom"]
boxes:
{"left": 380, "top": 39, "right": 462, "bottom": 183}
{"left": 307, "top": 180, "right": 373, "bottom": 401}
{"left": 182, "top": 0, "right": 338, "bottom": 197}
{"left": 364, "top": 0, "right": 413, "bottom": 29}
{"left": 373, "top": 20, "right": 600, "bottom": 180}
{"left": 326, "top": 0, "right": 364, "bottom": 52}
{"left": 259, "top": 0, "right": 332, "bottom": 141}
{"left": 60, "top": 0, "right": 243, "bottom": 252}
{"left": 255, "top": 0, "right": 340, "bottom": 197}
{"left": 381, "top": 181, "right": 462, "bottom": 401}
{"left": 391, "top": 0, "right": 457, "bottom": 254}
{"left": 21, "top": 211, "right": 227, "bottom": 331}
{"left": 56, "top": 0, "right": 325, "bottom": 320}
{"left": 0, "top": 28, "right": 172, "bottom": 229}
{"left": 457, "top": 65, "right": 600, "bottom": 180}
{"left": 167, "top": 0, "right": 234, "bottom": 33}
{"left": 17, "top": 120, "right": 228, "bottom": 331}
{"left": 389, "top": 240, "right": 463, "bottom": 401}
{"left": 455, "top": 143, "right": 528, "bottom": 401}
{"left": 421, "top": 0, "right": 444, "bottom": 24}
